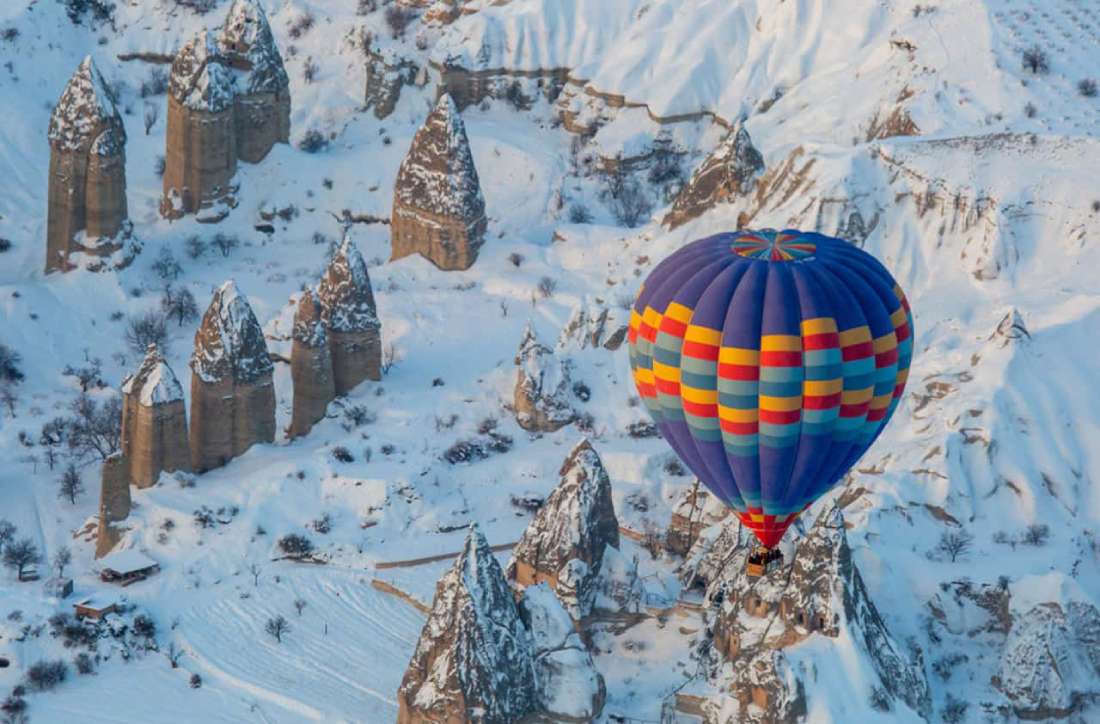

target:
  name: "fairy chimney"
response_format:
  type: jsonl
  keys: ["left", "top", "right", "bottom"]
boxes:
{"left": 46, "top": 56, "right": 129, "bottom": 273}
{"left": 507, "top": 440, "right": 620, "bottom": 608}
{"left": 162, "top": 31, "right": 239, "bottom": 220}
{"left": 663, "top": 124, "right": 764, "bottom": 229}
{"left": 120, "top": 344, "right": 191, "bottom": 488}
{"left": 218, "top": 0, "right": 291, "bottom": 163}
{"left": 95, "top": 453, "right": 131, "bottom": 558}
{"left": 189, "top": 280, "right": 275, "bottom": 472}
{"left": 288, "top": 290, "right": 335, "bottom": 438}
{"left": 318, "top": 235, "right": 382, "bottom": 394}
{"left": 514, "top": 324, "right": 575, "bottom": 432}
{"left": 398, "top": 525, "right": 538, "bottom": 723}
{"left": 391, "top": 93, "right": 487, "bottom": 271}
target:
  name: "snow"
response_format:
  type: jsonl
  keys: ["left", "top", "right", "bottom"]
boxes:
{"left": 122, "top": 346, "right": 185, "bottom": 406}
{"left": 97, "top": 549, "right": 157, "bottom": 575}
{"left": 47, "top": 56, "right": 123, "bottom": 154}
{"left": 191, "top": 279, "right": 274, "bottom": 383}
{"left": 170, "top": 31, "right": 238, "bottom": 113}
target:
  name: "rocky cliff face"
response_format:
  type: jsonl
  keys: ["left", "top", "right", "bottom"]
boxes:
{"left": 513, "top": 324, "right": 575, "bottom": 433}
{"left": 46, "top": 56, "right": 131, "bottom": 273}
{"left": 289, "top": 290, "right": 335, "bottom": 439}
{"left": 507, "top": 439, "right": 620, "bottom": 618}
{"left": 189, "top": 280, "right": 275, "bottom": 472}
{"left": 317, "top": 234, "right": 382, "bottom": 394}
{"left": 120, "top": 344, "right": 190, "bottom": 488}
{"left": 364, "top": 44, "right": 419, "bottom": 120}
{"left": 679, "top": 506, "right": 931, "bottom": 721}
{"left": 163, "top": 2, "right": 290, "bottom": 219}
{"left": 95, "top": 453, "right": 131, "bottom": 559}
{"left": 398, "top": 524, "right": 538, "bottom": 724}
{"left": 519, "top": 583, "right": 606, "bottom": 722}
{"left": 663, "top": 125, "right": 764, "bottom": 230}
{"left": 391, "top": 93, "right": 487, "bottom": 271}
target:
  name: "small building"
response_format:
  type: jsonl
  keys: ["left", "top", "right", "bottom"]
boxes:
{"left": 98, "top": 549, "right": 159, "bottom": 586}
{"left": 19, "top": 564, "right": 40, "bottom": 582}
{"left": 74, "top": 596, "right": 117, "bottom": 620}
{"left": 43, "top": 577, "right": 74, "bottom": 599}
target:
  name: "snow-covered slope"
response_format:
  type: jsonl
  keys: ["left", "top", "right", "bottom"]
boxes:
{"left": 1, "top": 0, "right": 1099, "bottom": 722}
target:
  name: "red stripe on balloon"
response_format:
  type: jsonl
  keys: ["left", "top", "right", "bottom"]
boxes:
{"left": 719, "top": 419, "right": 759, "bottom": 435}
{"left": 840, "top": 402, "right": 870, "bottom": 418}
{"left": 655, "top": 378, "right": 680, "bottom": 396}
{"left": 759, "top": 409, "right": 801, "bottom": 424}
{"left": 760, "top": 350, "right": 801, "bottom": 366}
{"left": 803, "top": 332, "right": 839, "bottom": 351}
{"left": 682, "top": 399, "right": 717, "bottom": 418}
{"left": 659, "top": 317, "right": 688, "bottom": 338}
{"left": 717, "top": 363, "right": 759, "bottom": 381}
{"left": 803, "top": 393, "right": 842, "bottom": 410}
{"left": 681, "top": 341, "right": 719, "bottom": 361}
{"left": 875, "top": 348, "right": 899, "bottom": 367}
{"left": 842, "top": 342, "right": 873, "bottom": 361}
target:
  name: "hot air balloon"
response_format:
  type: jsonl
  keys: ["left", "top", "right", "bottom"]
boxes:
{"left": 628, "top": 229, "right": 913, "bottom": 576}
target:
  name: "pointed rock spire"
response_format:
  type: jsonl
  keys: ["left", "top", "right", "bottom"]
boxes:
{"left": 169, "top": 31, "right": 237, "bottom": 113}
{"left": 289, "top": 289, "right": 335, "bottom": 439}
{"left": 219, "top": 0, "right": 289, "bottom": 95}
{"left": 391, "top": 92, "right": 488, "bottom": 270}
{"left": 122, "top": 344, "right": 184, "bottom": 407}
{"left": 46, "top": 56, "right": 130, "bottom": 273}
{"left": 189, "top": 281, "right": 275, "bottom": 472}
{"left": 398, "top": 524, "right": 538, "bottom": 723}
{"left": 317, "top": 234, "right": 382, "bottom": 393}
{"left": 664, "top": 123, "right": 764, "bottom": 229}
{"left": 508, "top": 440, "right": 620, "bottom": 600}
{"left": 119, "top": 344, "right": 190, "bottom": 488}
{"left": 513, "top": 323, "right": 575, "bottom": 432}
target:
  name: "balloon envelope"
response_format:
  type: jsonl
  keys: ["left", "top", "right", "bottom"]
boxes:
{"left": 628, "top": 229, "right": 913, "bottom": 547}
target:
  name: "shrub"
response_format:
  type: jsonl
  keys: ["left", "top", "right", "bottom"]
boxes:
{"left": 537, "top": 276, "right": 557, "bottom": 298}
{"left": 0, "top": 238, "right": 11, "bottom": 253}
{"left": 151, "top": 246, "right": 182, "bottom": 281}
{"left": 25, "top": 659, "right": 67, "bottom": 691}
{"left": 0, "top": 693, "right": 26, "bottom": 718}
{"left": 572, "top": 381, "right": 591, "bottom": 402}
{"left": 210, "top": 233, "right": 239, "bottom": 258}
{"left": 1022, "top": 45, "right": 1049, "bottom": 75}
{"left": 331, "top": 446, "right": 354, "bottom": 463}
{"left": 74, "top": 652, "right": 94, "bottom": 675}
{"left": 184, "top": 235, "right": 206, "bottom": 259}
{"left": 125, "top": 311, "right": 169, "bottom": 355}
{"left": 190, "top": 673, "right": 202, "bottom": 688}
{"left": 298, "top": 129, "right": 329, "bottom": 153}
{"left": 1079, "top": 79, "right": 1098, "bottom": 98}
{"left": 1023, "top": 102, "right": 1037, "bottom": 118}
{"left": 303, "top": 57, "right": 319, "bottom": 84}
{"left": 608, "top": 177, "right": 653, "bottom": 227}
{"left": 278, "top": 534, "right": 314, "bottom": 559}
{"left": 132, "top": 614, "right": 156, "bottom": 639}
{"left": 1022, "top": 523, "right": 1050, "bottom": 546}
{"left": 288, "top": 11, "right": 314, "bottom": 39}
{"left": 0, "top": 344, "right": 23, "bottom": 383}
{"left": 508, "top": 252, "right": 524, "bottom": 267}
{"left": 155, "top": 154, "right": 166, "bottom": 177}
{"left": 385, "top": 5, "right": 414, "bottom": 38}
{"left": 311, "top": 513, "right": 332, "bottom": 535}
{"left": 941, "top": 694, "right": 967, "bottom": 724}
{"left": 567, "top": 203, "right": 593, "bottom": 224}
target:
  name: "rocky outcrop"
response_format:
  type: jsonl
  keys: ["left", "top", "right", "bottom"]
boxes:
{"left": 46, "top": 56, "right": 131, "bottom": 273}
{"left": 162, "top": 31, "right": 239, "bottom": 220}
{"left": 163, "top": 1, "right": 289, "bottom": 220}
{"left": 519, "top": 583, "right": 606, "bottom": 722}
{"left": 391, "top": 93, "right": 487, "bottom": 271}
{"left": 514, "top": 324, "right": 575, "bottom": 432}
{"left": 398, "top": 524, "right": 538, "bottom": 724}
{"left": 189, "top": 280, "right": 275, "bottom": 472}
{"left": 666, "top": 480, "right": 729, "bottom": 557}
{"left": 364, "top": 45, "right": 419, "bottom": 120}
{"left": 994, "top": 601, "right": 1100, "bottom": 720}
{"left": 120, "top": 344, "right": 190, "bottom": 488}
{"left": 507, "top": 440, "right": 620, "bottom": 618}
{"left": 219, "top": 0, "right": 291, "bottom": 163}
{"left": 317, "top": 235, "right": 382, "bottom": 394}
{"left": 95, "top": 454, "right": 131, "bottom": 559}
{"left": 663, "top": 124, "right": 764, "bottom": 230}
{"left": 288, "top": 290, "right": 334, "bottom": 439}
{"left": 701, "top": 506, "right": 931, "bottom": 720}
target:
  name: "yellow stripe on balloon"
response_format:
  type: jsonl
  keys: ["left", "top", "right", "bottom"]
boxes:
{"left": 872, "top": 333, "right": 898, "bottom": 353}
{"left": 664, "top": 302, "right": 694, "bottom": 324}
{"left": 759, "top": 395, "right": 802, "bottom": 411}
{"left": 800, "top": 317, "right": 838, "bottom": 334}
{"left": 804, "top": 379, "right": 843, "bottom": 395}
{"left": 841, "top": 388, "right": 874, "bottom": 404}
{"left": 652, "top": 361, "right": 681, "bottom": 382}
{"left": 681, "top": 386, "right": 718, "bottom": 404}
{"left": 761, "top": 334, "right": 801, "bottom": 352}
{"left": 719, "top": 407, "right": 758, "bottom": 422}
{"left": 718, "top": 347, "right": 760, "bottom": 365}
{"left": 684, "top": 325, "right": 722, "bottom": 345}
{"left": 838, "top": 326, "right": 872, "bottom": 346}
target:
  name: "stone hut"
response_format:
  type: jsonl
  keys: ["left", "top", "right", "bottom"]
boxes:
{"left": 120, "top": 344, "right": 191, "bottom": 488}
{"left": 398, "top": 525, "right": 538, "bottom": 723}
{"left": 318, "top": 235, "right": 382, "bottom": 394}
{"left": 189, "top": 280, "right": 276, "bottom": 472}
{"left": 507, "top": 440, "right": 620, "bottom": 615}
{"left": 161, "top": 31, "right": 239, "bottom": 220}
{"left": 95, "top": 453, "right": 131, "bottom": 559}
{"left": 663, "top": 124, "right": 764, "bottom": 230}
{"left": 46, "top": 56, "right": 129, "bottom": 273}
{"left": 219, "top": 0, "right": 291, "bottom": 163}
{"left": 163, "top": 2, "right": 290, "bottom": 220}
{"left": 288, "top": 290, "right": 335, "bottom": 438}
{"left": 391, "top": 93, "right": 487, "bottom": 271}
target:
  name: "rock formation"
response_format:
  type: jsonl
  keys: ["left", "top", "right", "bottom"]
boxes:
{"left": 317, "top": 235, "right": 382, "bottom": 394}
{"left": 666, "top": 480, "right": 729, "bottom": 557}
{"left": 513, "top": 324, "right": 575, "bottom": 432}
{"left": 163, "top": 1, "right": 290, "bottom": 220}
{"left": 95, "top": 453, "right": 131, "bottom": 559}
{"left": 46, "top": 56, "right": 130, "bottom": 273}
{"left": 391, "top": 93, "right": 487, "bottom": 270}
{"left": 219, "top": 0, "right": 291, "bottom": 163}
{"left": 688, "top": 506, "right": 931, "bottom": 721}
{"left": 663, "top": 124, "right": 764, "bottom": 230}
{"left": 398, "top": 524, "right": 538, "bottom": 724}
{"left": 120, "top": 344, "right": 191, "bottom": 488}
{"left": 162, "top": 31, "right": 239, "bottom": 220}
{"left": 364, "top": 44, "right": 419, "bottom": 120}
{"left": 288, "top": 290, "right": 334, "bottom": 438}
{"left": 519, "top": 583, "right": 606, "bottom": 722}
{"left": 507, "top": 439, "right": 620, "bottom": 618}
{"left": 189, "top": 280, "right": 275, "bottom": 472}
{"left": 994, "top": 600, "right": 1100, "bottom": 720}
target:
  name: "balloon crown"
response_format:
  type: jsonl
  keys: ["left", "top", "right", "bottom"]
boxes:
{"left": 730, "top": 229, "right": 817, "bottom": 262}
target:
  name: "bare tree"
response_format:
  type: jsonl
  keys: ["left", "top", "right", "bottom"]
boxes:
{"left": 936, "top": 530, "right": 974, "bottom": 562}
{"left": 165, "top": 642, "right": 183, "bottom": 668}
{"left": 0, "top": 519, "right": 15, "bottom": 550}
{"left": 143, "top": 101, "right": 159, "bottom": 135}
{"left": 293, "top": 598, "right": 307, "bottom": 617}
{"left": 265, "top": 615, "right": 290, "bottom": 643}
{"left": 248, "top": 562, "right": 261, "bottom": 587}
{"left": 58, "top": 463, "right": 85, "bottom": 505}
{"left": 67, "top": 392, "right": 122, "bottom": 461}
{"left": 210, "top": 233, "right": 240, "bottom": 258}
{"left": 161, "top": 286, "right": 199, "bottom": 327}
{"left": 1022, "top": 524, "right": 1050, "bottom": 546}
{"left": 3, "top": 537, "right": 40, "bottom": 580}
{"left": 0, "top": 382, "right": 16, "bottom": 418}
{"left": 125, "top": 311, "right": 169, "bottom": 355}
{"left": 52, "top": 546, "right": 72, "bottom": 577}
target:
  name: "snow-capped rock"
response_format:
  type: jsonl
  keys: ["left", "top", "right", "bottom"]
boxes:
{"left": 119, "top": 344, "right": 190, "bottom": 489}
{"left": 218, "top": 0, "right": 289, "bottom": 96}
{"left": 317, "top": 234, "right": 381, "bottom": 394}
{"left": 666, "top": 481, "right": 730, "bottom": 557}
{"left": 169, "top": 31, "right": 237, "bottom": 114}
{"left": 664, "top": 124, "right": 764, "bottom": 229}
{"left": 191, "top": 280, "right": 273, "bottom": 385}
{"left": 391, "top": 93, "right": 487, "bottom": 270}
{"left": 398, "top": 524, "right": 538, "bottom": 723}
{"left": 513, "top": 323, "right": 575, "bottom": 432}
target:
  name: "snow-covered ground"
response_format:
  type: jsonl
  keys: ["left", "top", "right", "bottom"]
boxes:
{"left": 1, "top": 0, "right": 1099, "bottom": 721}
